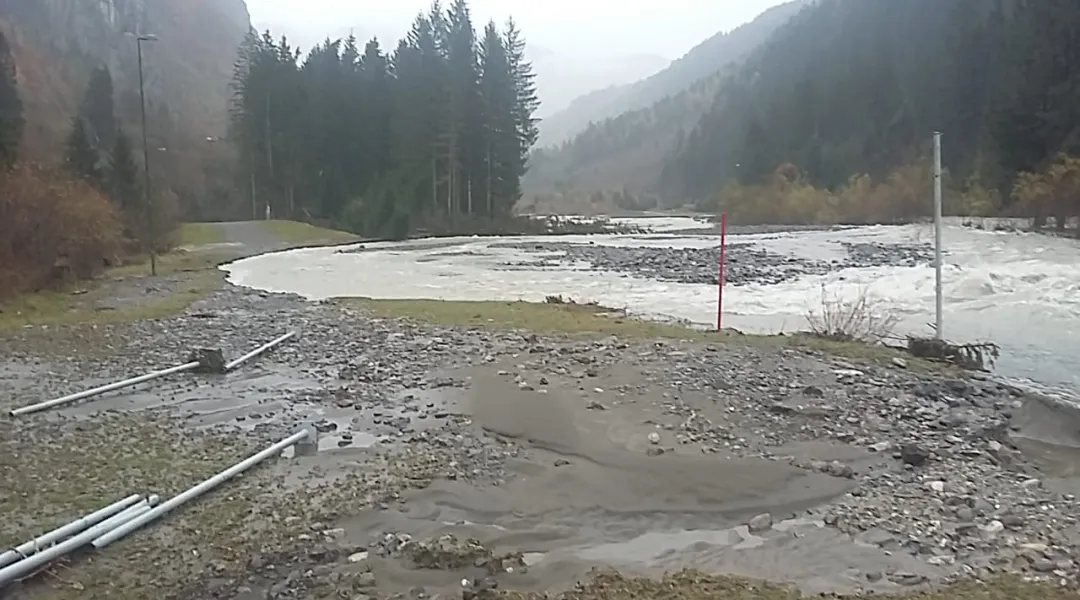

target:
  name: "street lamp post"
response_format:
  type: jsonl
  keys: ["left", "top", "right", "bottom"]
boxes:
{"left": 134, "top": 33, "right": 158, "bottom": 275}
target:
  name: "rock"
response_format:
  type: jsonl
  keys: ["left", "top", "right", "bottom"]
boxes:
{"left": 748, "top": 513, "right": 773, "bottom": 532}
{"left": 647, "top": 432, "right": 661, "bottom": 444}
{"left": 900, "top": 443, "right": 931, "bottom": 466}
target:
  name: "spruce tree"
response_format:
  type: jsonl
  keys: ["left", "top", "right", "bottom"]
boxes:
{"left": 80, "top": 66, "right": 118, "bottom": 167}
{"left": 0, "top": 30, "right": 23, "bottom": 168}
{"left": 479, "top": 21, "right": 516, "bottom": 215}
{"left": 65, "top": 117, "right": 98, "bottom": 181}
{"left": 109, "top": 129, "right": 140, "bottom": 211}
{"left": 504, "top": 17, "right": 540, "bottom": 197}
{"left": 226, "top": 0, "right": 542, "bottom": 233}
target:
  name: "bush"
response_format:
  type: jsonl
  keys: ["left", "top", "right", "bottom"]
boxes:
{"left": 806, "top": 284, "right": 899, "bottom": 344}
{"left": 0, "top": 163, "right": 124, "bottom": 299}
{"left": 715, "top": 160, "right": 1000, "bottom": 225}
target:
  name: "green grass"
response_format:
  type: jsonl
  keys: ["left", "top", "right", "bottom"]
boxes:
{"left": 343, "top": 298, "right": 951, "bottom": 372}
{"left": 501, "top": 569, "right": 1077, "bottom": 600}
{"left": 0, "top": 250, "right": 229, "bottom": 331}
{"left": 0, "top": 269, "right": 222, "bottom": 330}
{"left": 176, "top": 222, "right": 226, "bottom": 246}
{"left": 260, "top": 219, "right": 357, "bottom": 244}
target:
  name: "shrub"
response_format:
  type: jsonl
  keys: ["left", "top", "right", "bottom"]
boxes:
{"left": 806, "top": 284, "right": 899, "bottom": 344}
{"left": 0, "top": 163, "right": 124, "bottom": 299}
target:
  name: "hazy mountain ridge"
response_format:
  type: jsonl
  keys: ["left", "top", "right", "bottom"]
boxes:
{"left": 537, "top": 0, "right": 808, "bottom": 147}
{"left": 522, "top": 1, "right": 807, "bottom": 209}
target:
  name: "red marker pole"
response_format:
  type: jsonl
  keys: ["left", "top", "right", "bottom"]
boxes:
{"left": 717, "top": 212, "right": 727, "bottom": 331}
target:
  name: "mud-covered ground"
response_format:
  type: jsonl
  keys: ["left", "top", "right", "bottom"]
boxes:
{"left": 2, "top": 225, "right": 1080, "bottom": 600}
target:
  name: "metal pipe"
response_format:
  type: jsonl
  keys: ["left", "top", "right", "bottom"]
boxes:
{"left": 0, "top": 496, "right": 158, "bottom": 587}
{"left": 225, "top": 331, "right": 298, "bottom": 371}
{"left": 0, "top": 494, "right": 142, "bottom": 568}
{"left": 10, "top": 361, "right": 200, "bottom": 417}
{"left": 91, "top": 429, "right": 312, "bottom": 549}
{"left": 81, "top": 499, "right": 158, "bottom": 541}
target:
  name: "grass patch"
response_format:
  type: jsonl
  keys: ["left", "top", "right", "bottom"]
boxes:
{"left": 346, "top": 298, "right": 709, "bottom": 339}
{"left": 260, "top": 219, "right": 357, "bottom": 245}
{"left": 0, "top": 250, "right": 229, "bottom": 331}
{"left": 343, "top": 298, "right": 952, "bottom": 372}
{"left": 0, "top": 269, "right": 222, "bottom": 330}
{"left": 505, "top": 569, "right": 1076, "bottom": 600}
{"left": 176, "top": 222, "right": 226, "bottom": 246}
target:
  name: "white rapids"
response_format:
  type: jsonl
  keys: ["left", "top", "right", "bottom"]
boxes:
{"left": 224, "top": 217, "right": 1080, "bottom": 395}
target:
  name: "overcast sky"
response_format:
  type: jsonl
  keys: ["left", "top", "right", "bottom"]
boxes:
{"left": 247, "top": 0, "right": 788, "bottom": 59}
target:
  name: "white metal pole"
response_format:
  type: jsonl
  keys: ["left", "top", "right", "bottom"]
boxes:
{"left": 225, "top": 331, "right": 298, "bottom": 371}
{"left": 0, "top": 496, "right": 157, "bottom": 587}
{"left": 933, "top": 132, "right": 944, "bottom": 339}
{"left": 91, "top": 429, "right": 312, "bottom": 548}
{"left": 10, "top": 361, "right": 200, "bottom": 417}
{"left": 0, "top": 494, "right": 142, "bottom": 568}
{"left": 80, "top": 498, "right": 159, "bottom": 540}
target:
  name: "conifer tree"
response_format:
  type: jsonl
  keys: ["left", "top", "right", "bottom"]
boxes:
{"left": 109, "top": 129, "right": 140, "bottom": 212}
{"left": 0, "top": 30, "right": 23, "bottom": 168}
{"left": 65, "top": 117, "right": 98, "bottom": 181}
{"left": 226, "top": 0, "right": 542, "bottom": 234}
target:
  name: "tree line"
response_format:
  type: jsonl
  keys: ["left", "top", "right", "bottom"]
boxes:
{"left": 662, "top": 0, "right": 1080, "bottom": 223}
{"left": 229, "top": 0, "right": 540, "bottom": 239}
{"left": 0, "top": 30, "right": 135, "bottom": 297}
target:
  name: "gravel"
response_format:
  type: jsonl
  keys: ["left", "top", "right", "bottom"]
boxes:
{"left": 2, "top": 270, "right": 1078, "bottom": 598}
{"left": 492, "top": 240, "right": 932, "bottom": 286}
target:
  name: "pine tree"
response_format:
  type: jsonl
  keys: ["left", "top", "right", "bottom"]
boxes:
{"left": 109, "top": 129, "right": 140, "bottom": 212}
{"left": 65, "top": 117, "right": 98, "bottom": 181}
{"left": 79, "top": 66, "right": 118, "bottom": 170}
{"left": 504, "top": 18, "right": 540, "bottom": 200}
{"left": 479, "top": 21, "right": 516, "bottom": 215}
{"left": 226, "top": 0, "right": 542, "bottom": 234}
{"left": 0, "top": 30, "right": 23, "bottom": 168}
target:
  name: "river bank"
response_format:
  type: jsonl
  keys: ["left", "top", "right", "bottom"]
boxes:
{"left": 2, "top": 231, "right": 1080, "bottom": 598}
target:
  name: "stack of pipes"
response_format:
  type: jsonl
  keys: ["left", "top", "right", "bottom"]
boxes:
{"left": 0, "top": 493, "right": 160, "bottom": 586}
{"left": 0, "top": 427, "right": 314, "bottom": 589}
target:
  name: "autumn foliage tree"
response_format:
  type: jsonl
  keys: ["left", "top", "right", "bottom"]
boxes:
{"left": 1011, "top": 154, "right": 1080, "bottom": 234}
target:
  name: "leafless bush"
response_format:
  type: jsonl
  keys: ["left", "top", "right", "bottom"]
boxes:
{"left": 806, "top": 283, "right": 900, "bottom": 344}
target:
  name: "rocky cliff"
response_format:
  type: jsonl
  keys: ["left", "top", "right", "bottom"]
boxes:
{"left": 0, "top": 0, "right": 249, "bottom": 170}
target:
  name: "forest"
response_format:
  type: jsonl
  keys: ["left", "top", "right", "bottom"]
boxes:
{"left": 526, "top": 0, "right": 1080, "bottom": 228}
{"left": 228, "top": 0, "right": 540, "bottom": 239}
{"left": 666, "top": 0, "right": 1080, "bottom": 224}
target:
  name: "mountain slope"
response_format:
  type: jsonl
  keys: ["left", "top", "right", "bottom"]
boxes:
{"left": 530, "top": 46, "right": 669, "bottom": 118}
{"left": 537, "top": 0, "right": 806, "bottom": 147}
{"left": 521, "top": 1, "right": 807, "bottom": 208}
{"left": 660, "top": 0, "right": 1053, "bottom": 202}
{"left": 0, "top": 0, "right": 250, "bottom": 203}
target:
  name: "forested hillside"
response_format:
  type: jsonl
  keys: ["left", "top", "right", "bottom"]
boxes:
{"left": 662, "top": 0, "right": 1080, "bottom": 223}
{"left": 534, "top": 0, "right": 806, "bottom": 151}
{"left": 0, "top": 0, "right": 250, "bottom": 215}
{"left": 522, "top": 0, "right": 806, "bottom": 210}
{"left": 229, "top": 0, "right": 541, "bottom": 238}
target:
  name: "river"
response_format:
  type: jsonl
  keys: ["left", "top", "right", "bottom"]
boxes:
{"left": 223, "top": 216, "right": 1080, "bottom": 396}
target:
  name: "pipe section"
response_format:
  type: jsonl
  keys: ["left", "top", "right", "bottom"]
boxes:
{"left": 0, "top": 494, "right": 142, "bottom": 568}
{"left": 225, "top": 331, "right": 298, "bottom": 371}
{"left": 10, "top": 362, "right": 200, "bottom": 417}
{"left": 0, "top": 495, "right": 158, "bottom": 587}
{"left": 91, "top": 429, "right": 311, "bottom": 548}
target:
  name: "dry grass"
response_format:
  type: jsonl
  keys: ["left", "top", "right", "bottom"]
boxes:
{"left": 806, "top": 284, "right": 900, "bottom": 344}
{"left": 175, "top": 222, "right": 226, "bottom": 246}
{"left": 502, "top": 569, "right": 1077, "bottom": 600}
{"left": 260, "top": 220, "right": 357, "bottom": 245}
{"left": 341, "top": 298, "right": 948, "bottom": 372}
{"left": 0, "top": 250, "right": 228, "bottom": 331}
